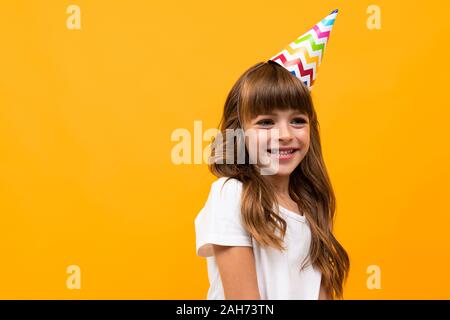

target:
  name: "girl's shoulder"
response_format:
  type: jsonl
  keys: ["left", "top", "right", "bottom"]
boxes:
{"left": 207, "top": 176, "right": 243, "bottom": 204}
{"left": 212, "top": 176, "right": 243, "bottom": 191}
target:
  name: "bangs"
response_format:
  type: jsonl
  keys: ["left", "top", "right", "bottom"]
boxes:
{"left": 239, "top": 61, "right": 313, "bottom": 123}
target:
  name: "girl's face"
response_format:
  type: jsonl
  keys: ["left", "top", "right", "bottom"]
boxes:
{"left": 243, "top": 109, "right": 310, "bottom": 176}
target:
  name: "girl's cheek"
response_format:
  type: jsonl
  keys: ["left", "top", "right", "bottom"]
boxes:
{"left": 296, "top": 128, "right": 310, "bottom": 143}
{"left": 258, "top": 130, "right": 271, "bottom": 143}
{"left": 243, "top": 130, "right": 269, "bottom": 155}
{"left": 246, "top": 129, "right": 271, "bottom": 149}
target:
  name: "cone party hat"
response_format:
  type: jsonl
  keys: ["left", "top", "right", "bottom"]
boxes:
{"left": 269, "top": 9, "right": 339, "bottom": 89}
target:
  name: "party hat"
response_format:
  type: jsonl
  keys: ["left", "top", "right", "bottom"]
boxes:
{"left": 269, "top": 9, "right": 339, "bottom": 89}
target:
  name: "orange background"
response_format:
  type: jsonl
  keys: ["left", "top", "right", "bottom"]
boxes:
{"left": 0, "top": 0, "right": 449, "bottom": 299}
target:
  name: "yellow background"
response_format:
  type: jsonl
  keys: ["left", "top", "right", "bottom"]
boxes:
{"left": 0, "top": 0, "right": 449, "bottom": 299}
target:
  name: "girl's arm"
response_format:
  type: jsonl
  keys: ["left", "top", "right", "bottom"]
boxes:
{"left": 318, "top": 278, "right": 332, "bottom": 300}
{"left": 212, "top": 244, "right": 261, "bottom": 300}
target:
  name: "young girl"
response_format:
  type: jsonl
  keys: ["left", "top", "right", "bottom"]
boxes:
{"left": 195, "top": 10, "right": 349, "bottom": 300}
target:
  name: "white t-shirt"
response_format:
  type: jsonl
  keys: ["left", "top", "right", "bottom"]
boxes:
{"left": 194, "top": 177, "right": 322, "bottom": 300}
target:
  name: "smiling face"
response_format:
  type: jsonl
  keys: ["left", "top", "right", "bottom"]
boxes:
{"left": 225, "top": 61, "right": 315, "bottom": 176}
{"left": 243, "top": 108, "right": 310, "bottom": 176}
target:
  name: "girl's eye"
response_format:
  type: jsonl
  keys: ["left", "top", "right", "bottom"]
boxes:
{"left": 292, "top": 118, "right": 308, "bottom": 125}
{"left": 256, "top": 119, "right": 274, "bottom": 126}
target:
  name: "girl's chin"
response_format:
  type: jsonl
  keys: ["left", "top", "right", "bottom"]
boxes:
{"left": 271, "top": 167, "right": 297, "bottom": 176}
{"left": 259, "top": 168, "right": 296, "bottom": 176}
{"left": 256, "top": 160, "right": 300, "bottom": 176}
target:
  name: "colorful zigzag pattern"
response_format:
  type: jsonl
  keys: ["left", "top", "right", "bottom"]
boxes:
{"left": 269, "top": 9, "right": 338, "bottom": 89}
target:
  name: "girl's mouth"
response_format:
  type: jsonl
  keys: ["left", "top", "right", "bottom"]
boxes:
{"left": 267, "top": 148, "right": 299, "bottom": 160}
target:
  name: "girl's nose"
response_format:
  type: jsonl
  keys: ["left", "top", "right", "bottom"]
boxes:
{"left": 276, "top": 122, "right": 293, "bottom": 141}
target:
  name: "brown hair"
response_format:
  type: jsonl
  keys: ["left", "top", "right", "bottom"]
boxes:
{"left": 209, "top": 61, "right": 350, "bottom": 299}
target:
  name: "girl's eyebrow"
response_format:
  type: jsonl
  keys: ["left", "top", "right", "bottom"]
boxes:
{"left": 252, "top": 114, "right": 276, "bottom": 121}
{"left": 256, "top": 112, "right": 276, "bottom": 116}
{"left": 255, "top": 111, "right": 308, "bottom": 118}
{"left": 291, "top": 110, "right": 308, "bottom": 116}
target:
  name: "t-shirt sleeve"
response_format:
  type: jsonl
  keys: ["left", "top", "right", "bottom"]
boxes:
{"left": 194, "top": 177, "right": 253, "bottom": 257}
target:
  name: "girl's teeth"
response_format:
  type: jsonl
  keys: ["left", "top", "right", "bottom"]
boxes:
{"left": 270, "top": 149, "right": 295, "bottom": 155}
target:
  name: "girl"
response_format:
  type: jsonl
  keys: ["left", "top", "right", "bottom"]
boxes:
{"left": 195, "top": 11, "right": 349, "bottom": 300}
